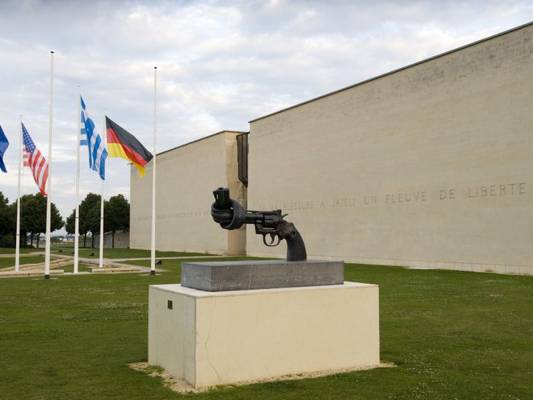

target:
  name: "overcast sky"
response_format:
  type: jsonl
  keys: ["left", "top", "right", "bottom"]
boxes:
{"left": 0, "top": 0, "right": 531, "bottom": 222}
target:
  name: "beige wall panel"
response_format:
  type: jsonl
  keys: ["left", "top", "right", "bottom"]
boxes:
{"left": 148, "top": 286, "right": 196, "bottom": 384}
{"left": 248, "top": 25, "right": 533, "bottom": 274}
{"left": 148, "top": 282, "right": 379, "bottom": 388}
{"left": 130, "top": 131, "right": 245, "bottom": 254}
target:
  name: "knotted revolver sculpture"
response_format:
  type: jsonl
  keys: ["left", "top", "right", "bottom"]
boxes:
{"left": 211, "top": 187, "right": 307, "bottom": 261}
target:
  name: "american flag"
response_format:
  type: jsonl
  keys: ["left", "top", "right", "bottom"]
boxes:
{"left": 23, "top": 149, "right": 30, "bottom": 167}
{"left": 22, "top": 123, "right": 48, "bottom": 196}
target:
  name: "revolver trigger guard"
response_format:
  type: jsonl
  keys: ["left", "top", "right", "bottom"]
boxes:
{"left": 263, "top": 233, "right": 280, "bottom": 247}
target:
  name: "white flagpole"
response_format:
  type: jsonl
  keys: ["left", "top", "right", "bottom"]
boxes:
{"left": 15, "top": 116, "right": 22, "bottom": 273}
{"left": 44, "top": 50, "right": 54, "bottom": 280}
{"left": 99, "top": 116, "right": 105, "bottom": 269}
{"left": 74, "top": 92, "right": 81, "bottom": 274}
{"left": 150, "top": 66, "right": 157, "bottom": 275}
{"left": 99, "top": 178, "right": 104, "bottom": 268}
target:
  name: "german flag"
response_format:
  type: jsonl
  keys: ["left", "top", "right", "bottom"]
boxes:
{"left": 106, "top": 117, "right": 153, "bottom": 176}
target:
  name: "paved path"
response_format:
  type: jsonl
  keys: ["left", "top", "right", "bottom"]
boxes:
{"left": 0, "top": 256, "right": 156, "bottom": 277}
{"left": 110, "top": 255, "right": 229, "bottom": 262}
{"left": 50, "top": 254, "right": 231, "bottom": 263}
{"left": 51, "top": 255, "right": 136, "bottom": 268}
{"left": 0, "top": 253, "right": 234, "bottom": 273}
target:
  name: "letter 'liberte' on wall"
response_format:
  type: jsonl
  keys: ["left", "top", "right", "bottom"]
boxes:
{"left": 247, "top": 23, "right": 533, "bottom": 274}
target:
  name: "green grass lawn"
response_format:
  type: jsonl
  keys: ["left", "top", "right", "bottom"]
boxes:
{"left": 0, "top": 247, "right": 40, "bottom": 254}
{"left": 51, "top": 247, "right": 209, "bottom": 259}
{"left": 0, "top": 255, "right": 45, "bottom": 269}
{"left": 0, "top": 260, "right": 531, "bottom": 400}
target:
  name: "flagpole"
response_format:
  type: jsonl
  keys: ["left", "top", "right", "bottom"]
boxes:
{"left": 99, "top": 179, "right": 104, "bottom": 268}
{"left": 15, "top": 116, "right": 22, "bottom": 273}
{"left": 74, "top": 91, "right": 81, "bottom": 274}
{"left": 99, "top": 117, "right": 105, "bottom": 269}
{"left": 44, "top": 50, "right": 54, "bottom": 280}
{"left": 150, "top": 66, "right": 157, "bottom": 275}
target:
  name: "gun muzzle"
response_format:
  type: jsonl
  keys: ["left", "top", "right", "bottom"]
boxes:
{"left": 213, "top": 187, "right": 232, "bottom": 209}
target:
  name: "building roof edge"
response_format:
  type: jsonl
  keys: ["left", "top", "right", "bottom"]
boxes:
{"left": 157, "top": 130, "right": 248, "bottom": 157}
{"left": 249, "top": 21, "right": 533, "bottom": 124}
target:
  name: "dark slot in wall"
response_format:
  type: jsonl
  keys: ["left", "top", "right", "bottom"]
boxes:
{"left": 237, "top": 133, "right": 249, "bottom": 187}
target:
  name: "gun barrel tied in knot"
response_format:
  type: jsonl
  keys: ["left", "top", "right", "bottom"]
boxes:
{"left": 211, "top": 187, "right": 307, "bottom": 262}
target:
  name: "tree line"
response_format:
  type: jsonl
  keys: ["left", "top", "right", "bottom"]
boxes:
{"left": 0, "top": 191, "right": 129, "bottom": 248}
{"left": 65, "top": 193, "right": 129, "bottom": 248}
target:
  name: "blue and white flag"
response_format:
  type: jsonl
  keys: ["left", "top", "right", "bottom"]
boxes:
{"left": 0, "top": 125, "right": 9, "bottom": 173}
{"left": 81, "top": 96, "right": 107, "bottom": 180}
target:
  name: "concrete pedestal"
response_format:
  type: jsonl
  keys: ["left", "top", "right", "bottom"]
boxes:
{"left": 181, "top": 260, "right": 344, "bottom": 291}
{"left": 148, "top": 282, "right": 380, "bottom": 389}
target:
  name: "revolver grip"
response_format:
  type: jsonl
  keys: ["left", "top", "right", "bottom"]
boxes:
{"left": 278, "top": 222, "right": 307, "bottom": 261}
{"left": 286, "top": 229, "right": 307, "bottom": 261}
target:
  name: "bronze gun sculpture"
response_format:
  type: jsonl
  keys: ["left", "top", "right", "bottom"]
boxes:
{"left": 211, "top": 187, "right": 307, "bottom": 261}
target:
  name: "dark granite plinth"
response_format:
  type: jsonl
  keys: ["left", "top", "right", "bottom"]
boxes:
{"left": 181, "top": 260, "right": 344, "bottom": 292}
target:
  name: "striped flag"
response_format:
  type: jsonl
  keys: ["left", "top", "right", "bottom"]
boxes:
{"left": 106, "top": 117, "right": 153, "bottom": 176}
{"left": 81, "top": 96, "right": 107, "bottom": 180}
{"left": 80, "top": 122, "right": 88, "bottom": 146}
{"left": 22, "top": 123, "right": 48, "bottom": 196}
{"left": 23, "top": 151, "right": 30, "bottom": 167}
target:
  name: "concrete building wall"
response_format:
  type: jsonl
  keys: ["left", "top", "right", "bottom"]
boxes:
{"left": 247, "top": 24, "right": 533, "bottom": 274}
{"left": 130, "top": 131, "right": 246, "bottom": 255}
{"left": 94, "top": 231, "right": 130, "bottom": 249}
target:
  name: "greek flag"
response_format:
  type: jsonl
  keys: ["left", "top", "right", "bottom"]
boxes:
{"left": 81, "top": 96, "right": 107, "bottom": 180}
